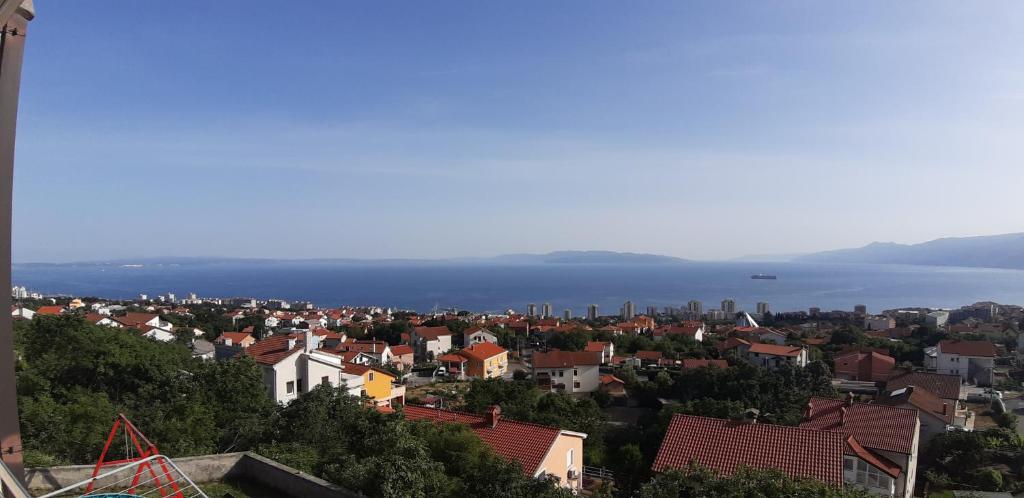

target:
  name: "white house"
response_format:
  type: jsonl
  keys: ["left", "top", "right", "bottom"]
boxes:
{"left": 584, "top": 341, "right": 615, "bottom": 364}
{"left": 246, "top": 331, "right": 365, "bottom": 404}
{"left": 936, "top": 340, "right": 996, "bottom": 386}
{"left": 464, "top": 326, "right": 498, "bottom": 347}
{"left": 264, "top": 316, "right": 280, "bottom": 328}
{"left": 864, "top": 316, "right": 896, "bottom": 331}
{"left": 652, "top": 323, "right": 704, "bottom": 343}
{"left": 532, "top": 350, "right": 602, "bottom": 393}
{"left": 745, "top": 343, "right": 808, "bottom": 369}
{"left": 412, "top": 326, "right": 455, "bottom": 360}
{"left": 11, "top": 307, "right": 34, "bottom": 320}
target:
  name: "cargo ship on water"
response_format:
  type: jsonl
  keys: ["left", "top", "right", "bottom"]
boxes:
{"left": 751, "top": 274, "right": 777, "bottom": 280}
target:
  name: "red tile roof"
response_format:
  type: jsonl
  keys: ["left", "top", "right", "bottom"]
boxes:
{"left": 414, "top": 326, "right": 454, "bottom": 341}
{"left": 390, "top": 344, "right": 414, "bottom": 356}
{"left": 652, "top": 414, "right": 844, "bottom": 485}
{"left": 717, "top": 337, "right": 750, "bottom": 352}
{"left": 532, "top": 350, "right": 601, "bottom": 368}
{"left": 458, "top": 342, "right": 507, "bottom": 362}
{"left": 844, "top": 435, "right": 901, "bottom": 478}
{"left": 653, "top": 325, "right": 702, "bottom": 337}
{"left": 938, "top": 339, "right": 997, "bottom": 357}
{"left": 113, "top": 312, "right": 160, "bottom": 328}
{"left": 635, "top": 350, "right": 663, "bottom": 361}
{"left": 885, "top": 370, "right": 962, "bottom": 401}
{"left": 600, "top": 374, "right": 625, "bottom": 386}
{"left": 244, "top": 335, "right": 301, "bottom": 366}
{"left": 747, "top": 343, "right": 803, "bottom": 357}
{"left": 403, "top": 405, "right": 565, "bottom": 475}
{"left": 217, "top": 331, "right": 254, "bottom": 345}
{"left": 800, "top": 397, "right": 917, "bottom": 455}
{"left": 34, "top": 305, "right": 65, "bottom": 316}
{"left": 833, "top": 350, "right": 895, "bottom": 383}
{"left": 438, "top": 353, "right": 467, "bottom": 363}
{"left": 876, "top": 386, "right": 954, "bottom": 425}
{"left": 681, "top": 359, "right": 729, "bottom": 369}
{"left": 584, "top": 341, "right": 609, "bottom": 352}
{"left": 342, "top": 362, "right": 395, "bottom": 379}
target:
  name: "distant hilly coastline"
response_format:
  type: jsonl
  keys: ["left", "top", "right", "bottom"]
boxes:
{"left": 15, "top": 250, "right": 689, "bottom": 267}
{"left": 795, "top": 232, "right": 1024, "bottom": 270}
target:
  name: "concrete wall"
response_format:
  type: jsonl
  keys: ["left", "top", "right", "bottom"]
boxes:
{"left": 25, "top": 452, "right": 360, "bottom": 498}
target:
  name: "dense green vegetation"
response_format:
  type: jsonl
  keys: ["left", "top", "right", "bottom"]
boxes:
{"left": 12, "top": 316, "right": 874, "bottom": 497}
{"left": 637, "top": 466, "right": 874, "bottom": 498}
{"left": 921, "top": 427, "right": 1024, "bottom": 493}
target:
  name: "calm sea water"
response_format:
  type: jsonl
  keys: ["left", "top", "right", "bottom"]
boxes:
{"left": 11, "top": 261, "right": 1024, "bottom": 314}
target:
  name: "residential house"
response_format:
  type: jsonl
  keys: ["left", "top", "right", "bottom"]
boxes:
{"left": 680, "top": 359, "right": 728, "bottom": 370}
{"left": 113, "top": 312, "right": 173, "bottom": 331}
{"left": 532, "top": 350, "right": 602, "bottom": 393}
{"left": 937, "top": 340, "right": 997, "bottom": 386}
{"left": 389, "top": 344, "right": 415, "bottom": 371}
{"left": 635, "top": 350, "right": 663, "bottom": 367}
{"left": 584, "top": 341, "right": 614, "bottom": 364}
{"left": 875, "top": 386, "right": 971, "bottom": 444}
{"left": 190, "top": 338, "right": 215, "bottom": 361}
{"left": 652, "top": 322, "right": 705, "bottom": 342}
{"left": 745, "top": 343, "right": 809, "bottom": 369}
{"left": 652, "top": 412, "right": 903, "bottom": 496}
{"left": 717, "top": 337, "right": 751, "bottom": 355}
{"left": 833, "top": 349, "right": 895, "bottom": 383}
{"left": 10, "top": 306, "right": 34, "bottom": 320}
{"left": 338, "top": 362, "right": 404, "bottom": 406}
{"left": 864, "top": 316, "right": 896, "bottom": 331}
{"left": 802, "top": 395, "right": 920, "bottom": 498}
{"left": 437, "top": 353, "right": 469, "bottom": 380}
{"left": 464, "top": 326, "right": 498, "bottom": 347}
{"left": 598, "top": 374, "right": 627, "bottom": 397}
{"left": 334, "top": 339, "right": 392, "bottom": 365}
{"left": 404, "top": 405, "right": 588, "bottom": 491}
{"left": 412, "top": 326, "right": 455, "bottom": 360}
{"left": 457, "top": 342, "right": 508, "bottom": 379}
{"left": 886, "top": 370, "right": 972, "bottom": 430}
{"left": 214, "top": 331, "right": 256, "bottom": 349}
{"left": 83, "top": 312, "right": 123, "bottom": 328}
{"left": 34, "top": 305, "right": 65, "bottom": 316}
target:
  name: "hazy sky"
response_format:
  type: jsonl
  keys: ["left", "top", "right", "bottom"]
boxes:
{"left": 12, "top": 1, "right": 1024, "bottom": 262}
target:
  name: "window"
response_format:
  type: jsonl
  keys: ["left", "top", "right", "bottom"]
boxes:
{"left": 321, "top": 376, "right": 329, "bottom": 386}
{"left": 573, "top": 369, "right": 579, "bottom": 376}
{"left": 369, "top": 372, "right": 375, "bottom": 381}
{"left": 574, "top": 381, "right": 581, "bottom": 389}
{"left": 852, "top": 459, "right": 891, "bottom": 490}
{"left": 567, "top": 449, "right": 574, "bottom": 468}
{"left": 558, "top": 370, "right": 564, "bottom": 377}
{"left": 844, "top": 457, "right": 854, "bottom": 472}
{"left": 286, "top": 381, "right": 295, "bottom": 395}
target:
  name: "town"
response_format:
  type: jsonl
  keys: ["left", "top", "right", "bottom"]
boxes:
{"left": 8, "top": 286, "right": 1024, "bottom": 497}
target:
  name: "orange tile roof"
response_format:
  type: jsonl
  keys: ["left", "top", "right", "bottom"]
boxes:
{"left": 217, "top": 331, "right": 253, "bottom": 344}
{"left": 438, "top": 353, "right": 467, "bottom": 363}
{"left": 876, "top": 386, "right": 955, "bottom": 425}
{"left": 939, "top": 339, "right": 997, "bottom": 357}
{"left": 414, "top": 326, "right": 454, "bottom": 341}
{"left": 635, "top": 350, "right": 663, "bottom": 361}
{"left": 800, "top": 397, "right": 917, "bottom": 455}
{"left": 844, "top": 435, "right": 901, "bottom": 478}
{"left": 35, "top": 305, "right": 65, "bottom": 316}
{"left": 600, "top": 374, "right": 625, "bottom": 385}
{"left": 244, "top": 335, "right": 301, "bottom": 366}
{"left": 342, "top": 362, "right": 395, "bottom": 379}
{"left": 403, "top": 405, "right": 563, "bottom": 475}
{"left": 584, "top": 341, "right": 609, "bottom": 352}
{"left": 458, "top": 342, "right": 507, "bottom": 362}
{"left": 390, "top": 344, "right": 414, "bottom": 356}
{"left": 747, "top": 343, "right": 803, "bottom": 357}
{"left": 652, "top": 414, "right": 844, "bottom": 485}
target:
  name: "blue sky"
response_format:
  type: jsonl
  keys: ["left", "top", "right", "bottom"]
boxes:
{"left": 12, "top": 1, "right": 1024, "bottom": 262}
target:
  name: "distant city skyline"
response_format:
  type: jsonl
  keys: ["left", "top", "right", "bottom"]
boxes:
{"left": 12, "top": 2, "right": 1024, "bottom": 262}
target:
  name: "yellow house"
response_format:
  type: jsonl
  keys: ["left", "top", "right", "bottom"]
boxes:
{"left": 343, "top": 362, "right": 404, "bottom": 405}
{"left": 458, "top": 342, "right": 508, "bottom": 379}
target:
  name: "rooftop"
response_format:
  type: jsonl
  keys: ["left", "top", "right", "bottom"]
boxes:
{"left": 800, "top": 397, "right": 917, "bottom": 455}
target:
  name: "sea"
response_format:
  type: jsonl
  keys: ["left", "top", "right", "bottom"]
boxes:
{"left": 12, "top": 260, "right": 1024, "bottom": 315}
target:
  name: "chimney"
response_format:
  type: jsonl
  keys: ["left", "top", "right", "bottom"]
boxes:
{"left": 743, "top": 408, "right": 760, "bottom": 424}
{"left": 803, "top": 401, "right": 813, "bottom": 420}
{"left": 839, "top": 406, "right": 847, "bottom": 426}
{"left": 485, "top": 405, "right": 502, "bottom": 428}
{"left": 942, "top": 402, "right": 948, "bottom": 415}
{"left": 845, "top": 391, "right": 855, "bottom": 407}
{"left": 304, "top": 329, "right": 316, "bottom": 353}
{"left": 287, "top": 338, "right": 297, "bottom": 351}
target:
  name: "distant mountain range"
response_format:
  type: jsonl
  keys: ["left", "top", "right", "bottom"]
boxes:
{"left": 16, "top": 251, "right": 689, "bottom": 267}
{"left": 795, "top": 232, "right": 1024, "bottom": 270}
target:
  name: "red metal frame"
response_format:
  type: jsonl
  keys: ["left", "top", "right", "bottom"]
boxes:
{"left": 84, "top": 414, "right": 183, "bottom": 497}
